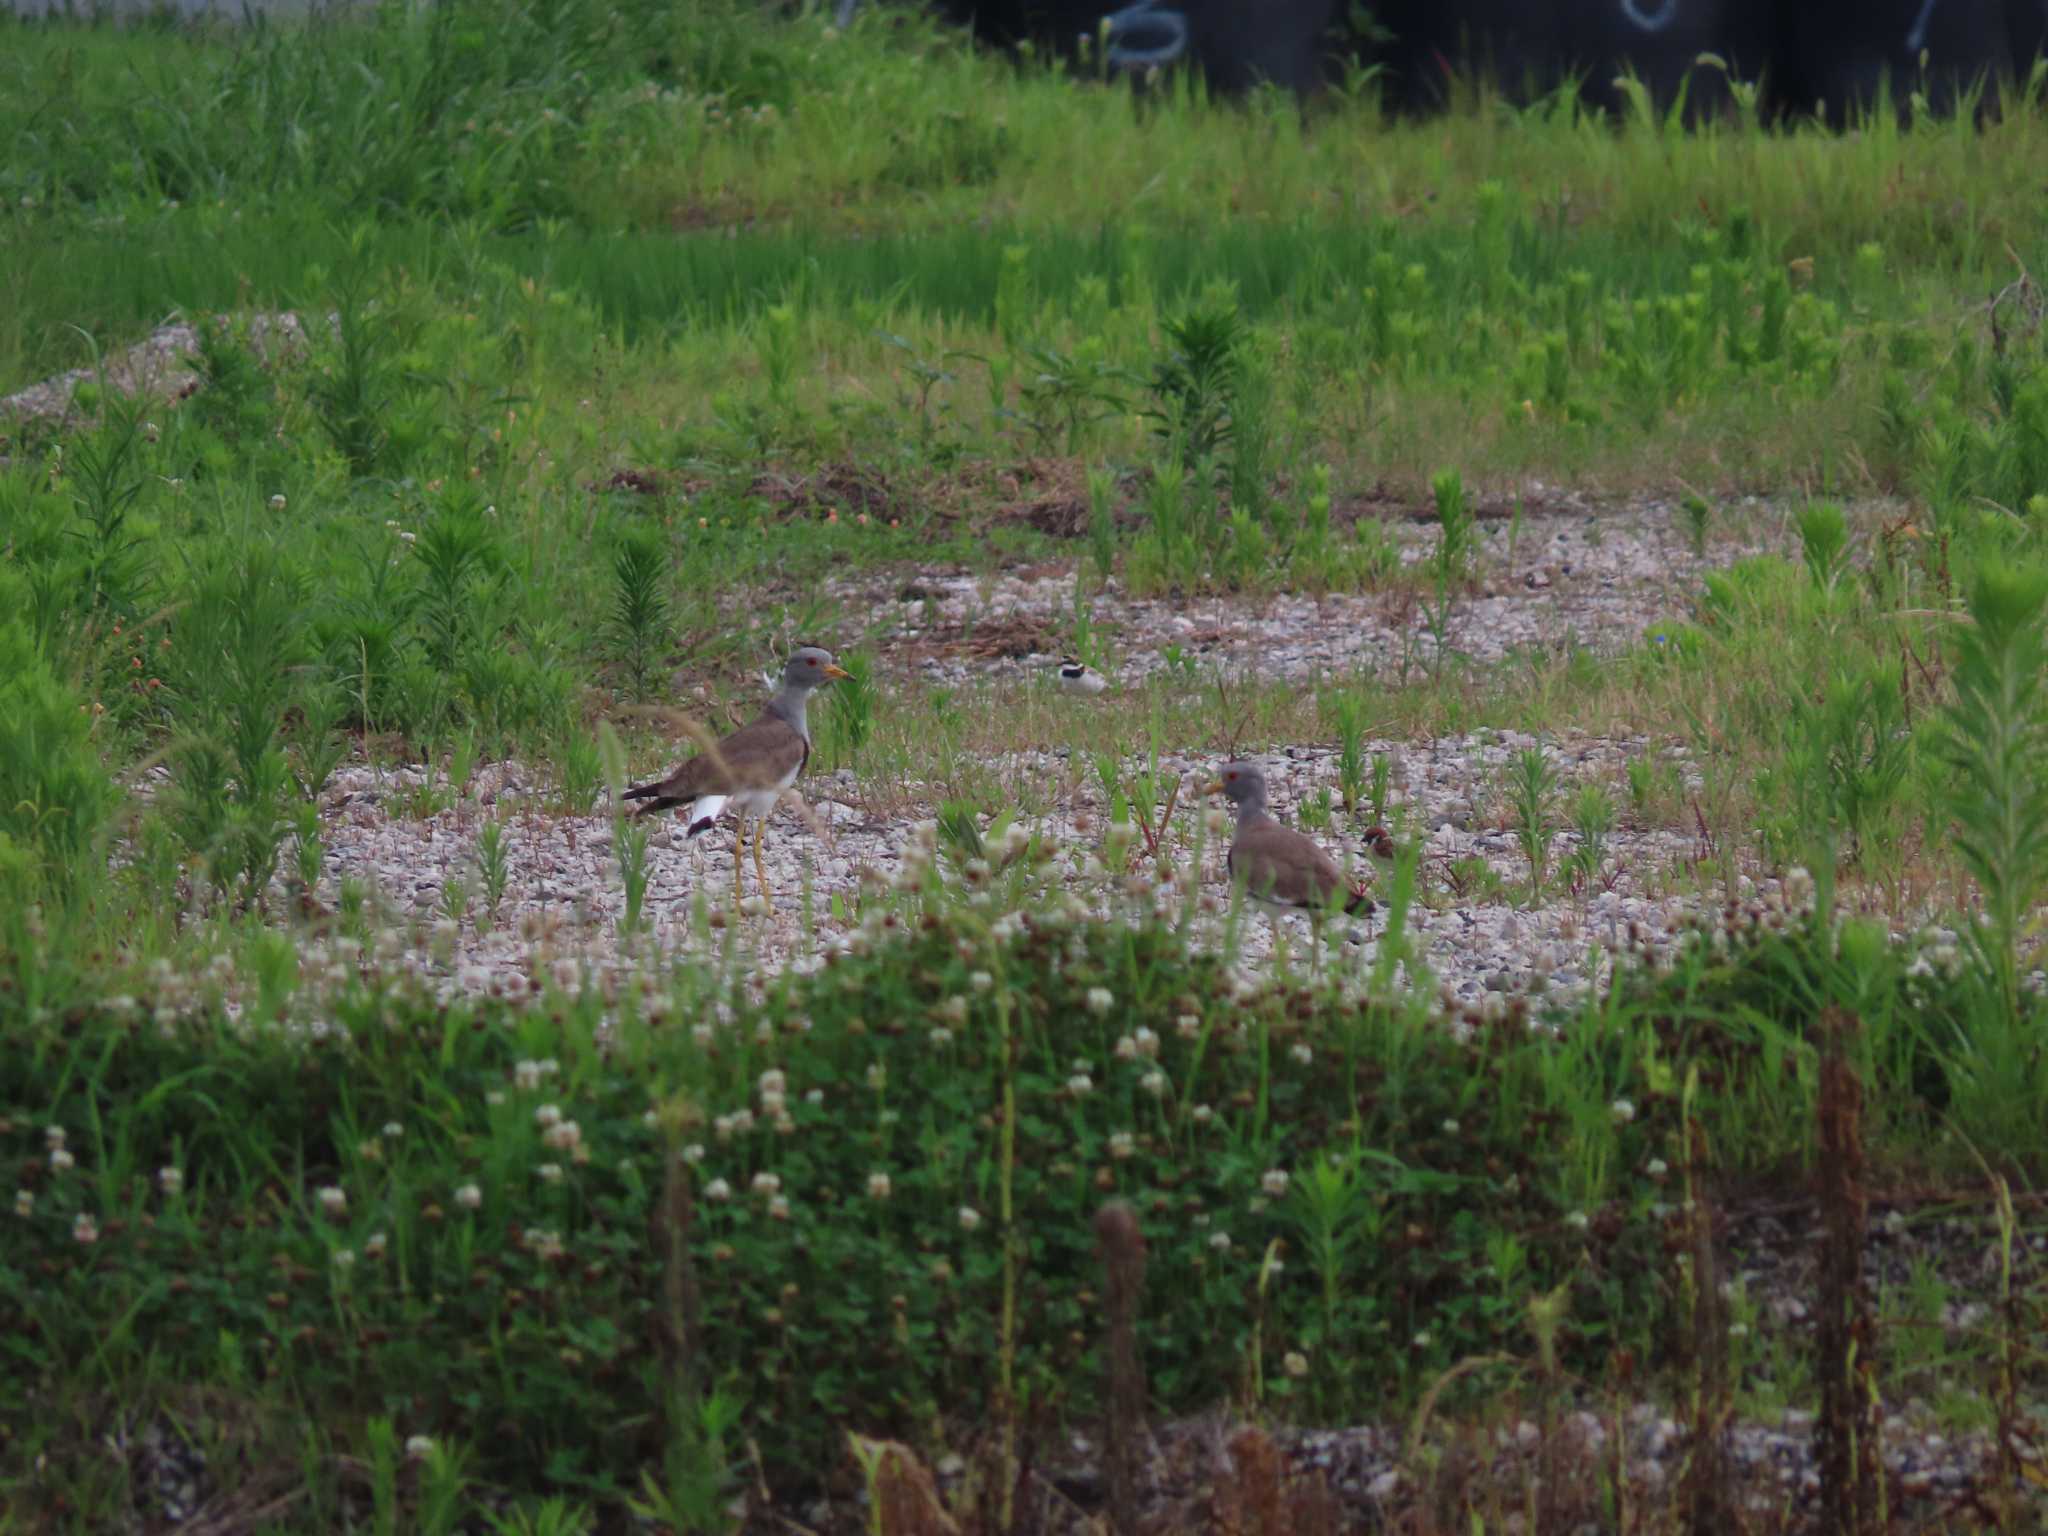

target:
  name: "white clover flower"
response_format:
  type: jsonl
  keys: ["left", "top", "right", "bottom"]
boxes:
{"left": 1261, "top": 1168, "right": 1291, "bottom": 1198}
{"left": 1645, "top": 1158, "right": 1669, "bottom": 1181}
{"left": 758, "top": 1068, "right": 787, "bottom": 1097}
{"left": 1140, "top": 1070, "right": 1167, "bottom": 1098}
{"left": 969, "top": 970, "right": 993, "bottom": 993}
{"left": 751, "top": 1172, "right": 782, "bottom": 1197}
{"left": 534, "top": 1103, "right": 563, "bottom": 1129}
{"left": 405, "top": 1435, "right": 436, "bottom": 1462}
{"left": 929, "top": 1027, "right": 955, "bottom": 1048}
{"left": 317, "top": 1186, "right": 348, "bottom": 1217}
{"left": 1284, "top": 1351, "right": 1310, "bottom": 1379}
{"left": 1108, "top": 1132, "right": 1136, "bottom": 1161}
{"left": 1192, "top": 1104, "right": 1213, "bottom": 1125}
{"left": 454, "top": 1182, "right": 482, "bottom": 1210}
{"left": 158, "top": 1166, "right": 183, "bottom": 1196}
{"left": 1441, "top": 1119, "right": 1461, "bottom": 1135}
{"left": 364, "top": 1231, "right": 388, "bottom": 1259}
{"left": 692, "top": 1024, "right": 716, "bottom": 1046}
{"left": 49, "top": 1148, "right": 75, "bottom": 1173}
{"left": 704, "top": 1178, "right": 733, "bottom": 1202}
{"left": 1610, "top": 1098, "right": 1636, "bottom": 1126}
{"left": 332, "top": 1247, "right": 357, "bottom": 1271}
{"left": 542, "top": 1120, "right": 582, "bottom": 1150}
{"left": 958, "top": 1206, "right": 982, "bottom": 1232}
{"left": 760, "top": 1089, "right": 787, "bottom": 1116}
{"left": 937, "top": 994, "right": 969, "bottom": 1024}
{"left": 486, "top": 1089, "right": 506, "bottom": 1108}
{"left": 1176, "top": 1013, "right": 1202, "bottom": 1038}
{"left": 13, "top": 1190, "right": 32, "bottom": 1218}
{"left": 537, "top": 1163, "right": 563, "bottom": 1184}
{"left": 1114, "top": 1034, "right": 1139, "bottom": 1061}
{"left": 1288, "top": 1043, "right": 1313, "bottom": 1066}
{"left": 729, "top": 1109, "right": 755, "bottom": 1134}
{"left": 1412, "top": 1331, "right": 1433, "bottom": 1350}
{"left": 768, "top": 1194, "right": 791, "bottom": 1220}
{"left": 44, "top": 1126, "right": 65, "bottom": 1150}
{"left": 867, "top": 1172, "right": 893, "bottom": 1201}
{"left": 1208, "top": 1231, "right": 1231, "bottom": 1253}
{"left": 1565, "top": 1210, "right": 1590, "bottom": 1232}
{"left": 268, "top": 493, "right": 287, "bottom": 512}
{"left": 1085, "top": 987, "right": 1114, "bottom": 1016}
{"left": 1066, "top": 1073, "right": 1094, "bottom": 1097}
{"left": 73, "top": 1213, "right": 99, "bottom": 1245}
{"left": 1132, "top": 1026, "right": 1159, "bottom": 1058}
{"left": 866, "top": 1063, "right": 887, "bottom": 1090}
{"left": 381, "top": 1121, "right": 403, "bottom": 1139}
{"left": 528, "top": 1229, "right": 564, "bottom": 1261}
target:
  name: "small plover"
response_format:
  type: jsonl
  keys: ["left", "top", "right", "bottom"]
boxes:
{"left": 1055, "top": 657, "right": 1109, "bottom": 695}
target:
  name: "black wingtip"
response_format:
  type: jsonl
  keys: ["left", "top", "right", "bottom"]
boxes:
{"left": 1346, "top": 891, "right": 1379, "bottom": 917}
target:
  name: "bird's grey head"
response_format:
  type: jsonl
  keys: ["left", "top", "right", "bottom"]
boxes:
{"left": 781, "top": 647, "right": 851, "bottom": 693}
{"left": 1209, "top": 760, "right": 1270, "bottom": 814}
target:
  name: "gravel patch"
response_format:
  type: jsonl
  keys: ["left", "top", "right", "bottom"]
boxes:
{"left": 835, "top": 497, "right": 1787, "bottom": 686}
{"left": 0, "top": 312, "right": 311, "bottom": 434}
{"left": 106, "top": 1387, "right": 2044, "bottom": 1532}
{"left": 282, "top": 728, "right": 1723, "bottom": 1013}
{"left": 1002, "top": 1393, "right": 2043, "bottom": 1534}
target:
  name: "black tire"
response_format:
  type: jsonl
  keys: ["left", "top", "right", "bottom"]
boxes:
{"left": 1770, "top": 0, "right": 2012, "bottom": 124}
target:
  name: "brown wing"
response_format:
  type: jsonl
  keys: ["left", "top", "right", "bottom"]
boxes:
{"left": 623, "top": 715, "right": 807, "bottom": 813}
{"left": 1229, "top": 821, "right": 1353, "bottom": 910}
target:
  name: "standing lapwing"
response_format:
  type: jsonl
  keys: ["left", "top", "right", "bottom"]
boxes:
{"left": 1208, "top": 760, "right": 1376, "bottom": 955}
{"left": 624, "top": 647, "right": 850, "bottom": 910}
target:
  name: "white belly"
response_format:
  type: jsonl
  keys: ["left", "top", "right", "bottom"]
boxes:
{"left": 684, "top": 753, "right": 802, "bottom": 835}
{"left": 729, "top": 786, "right": 784, "bottom": 820}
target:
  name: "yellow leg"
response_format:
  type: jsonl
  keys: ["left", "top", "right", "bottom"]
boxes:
{"left": 731, "top": 821, "right": 746, "bottom": 910}
{"left": 751, "top": 818, "right": 773, "bottom": 906}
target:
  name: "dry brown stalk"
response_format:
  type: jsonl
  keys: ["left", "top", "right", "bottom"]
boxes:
{"left": 1096, "top": 1199, "right": 1150, "bottom": 1535}
{"left": 1680, "top": 1112, "right": 1737, "bottom": 1536}
{"left": 650, "top": 1106, "right": 704, "bottom": 1405}
{"left": 848, "top": 1435, "right": 959, "bottom": 1536}
{"left": 1815, "top": 1006, "right": 1880, "bottom": 1536}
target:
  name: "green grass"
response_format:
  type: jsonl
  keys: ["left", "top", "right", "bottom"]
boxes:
{"left": 5, "top": 881, "right": 2043, "bottom": 1524}
{"left": 4, "top": 0, "right": 2048, "bottom": 1528}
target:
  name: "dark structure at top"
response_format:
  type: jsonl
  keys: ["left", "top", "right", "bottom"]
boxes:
{"left": 838, "top": 1, "right": 2048, "bottom": 124}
